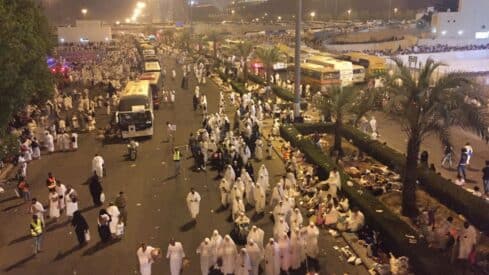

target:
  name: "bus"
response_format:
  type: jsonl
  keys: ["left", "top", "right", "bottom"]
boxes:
{"left": 116, "top": 81, "right": 154, "bottom": 139}
{"left": 139, "top": 72, "right": 163, "bottom": 109}
{"left": 144, "top": 61, "right": 162, "bottom": 73}
{"left": 291, "top": 63, "right": 341, "bottom": 91}
{"left": 341, "top": 52, "right": 386, "bottom": 75}
{"left": 352, "top": 65, "right": 366, "bottom": 84}
{"left": 305, "top": 55, "right": 354, "bottom": 86}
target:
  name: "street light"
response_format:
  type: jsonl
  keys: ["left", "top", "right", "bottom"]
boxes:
{"left": 231, "top": 9, "right": 235, "bottom": 15}
{"left": 81, "top": 8, "right": 88, "bottom": 16}
{"left": 116, "top": 21, "right": 120, "bottom": 25}
{"left": 125, "top": 18, "right": 131, "bottom": 23}
{"left": 347, "top": 9, "right": 352, "bottom": 18}
{"left": 277, "top": 16, "right": 282, "bottom": 21}
{"left": 310, "top": 11, "right": 316, "bottom": 21}
{"left": 136, "top": 1, "right": 146, "bottom": 9}
{"left": 394, "top": 8, "right": 398, "bottom": 16}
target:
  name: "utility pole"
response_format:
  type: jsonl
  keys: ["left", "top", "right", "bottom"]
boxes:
{"left": 294, "top": 0, "right": 302, "bottom": 120}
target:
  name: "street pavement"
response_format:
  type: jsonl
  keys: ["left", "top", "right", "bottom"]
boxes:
{"left": 0, "top": 54, "right": 367, "bottom": 275}
{"left": 372, "top": 111, "right": 489, "bottom": 193}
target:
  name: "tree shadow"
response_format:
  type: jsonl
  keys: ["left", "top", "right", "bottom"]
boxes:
{"left": 53, "top": 244, "right": 84, "bottom": 261}
{"left": 3, "top": 202, "right": 25, "bottom": 212}
{"left": 179, "top": 220, "right": 196, "bottom": 232}
{"left": 82, "top": 238, "right": 121, "bottom": 256}
{"left": 0, "top": 196, "right": 19, "bottom": 204}
{"left": 3, "top": 254, "right": 36, "bottom": 272}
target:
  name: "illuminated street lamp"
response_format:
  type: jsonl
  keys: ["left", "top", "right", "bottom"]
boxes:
{"left": 125, "top": 18, "right": 131, "bottom": 23}
{"left": 310, "top": 11, "right": 316, "bottom": 21}
{"left": 394, "top": 8, "right": 398, "bottom": 16}
{"left": 136, "top": 1, "right": 146, "bottom": 9}
{"left": 231, "top": 9, "right": 235, "bottom": 15}
{"left": 277, "top": 16, "right": 282, "bottom": 21}
{"left": 347, "top": 9, "right": 352, "bottom": 18}
{"left": 81, "top": 8, "right": 88, "bottom": 16}
{"left": 116, "top": 20, "right": 121, "bottom": 25}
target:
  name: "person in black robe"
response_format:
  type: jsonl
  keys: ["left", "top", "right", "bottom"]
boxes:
{"left": 89, "top": 172, "right": 103, "bottom": 206}
{"left": 71, "top": 210, "right": 89, "bottom": 246}
{"left": 97, "top": 209, "right": 112, "bottom": 242}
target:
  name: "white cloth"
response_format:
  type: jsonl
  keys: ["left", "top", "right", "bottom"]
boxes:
{"left": 92, "top": 155, "right": 104, "bottom": 177}
{"left": 289, "top": 231, "right": 304, "bottom": 269}
{"left": 55, "top": 183, "right": 67, "bottom": 210}
{"left": 65, "top": 188, "right": 78, "bottom": 217}
{"left": 302, "top": 225, "right": 320, "bottom": 258}
{"left": 235, "top": 251, "right": 252, "bottom": 275}
{"left": 166, "top": 242, "right": 186, "bottom": 275}
{"left": 278, "top": 236, "right": 291, "bottom": 271}
{"left": 186, "top": 191, "right": 201, "bottom": 219}
{"left": 106, "top": 205, "right": 120, "bottom": 234}
{"left": 45, "top": 133, "right": 55, "bottom": 152}
{"left": 137, "top": 246, "right": 155, "bottom": 275}
{"left": 219, "top": 237, "right": 238, "bottom": 274}
{"left": 219, "top": 179, "right": 231, "bottom": 207}
{"left": 71, "top": 133, "right": 78, "bottom": 149}
{"left": 196, "top": 240, "right": 212, "bottom": 275}
{"left": 253, "top": 185, "right": 266, "bottom": 214}
{"left": 273, "top": 220, "right": 289, "bottom": 240}
{"left": 458, "top": 225, "right": 478, "bottom": 259}
{"left": 247, "top": 227, "right": 265, "bottom": 250}
{"left": 49, "top": 192, "right": 60, "bottom": 218}
{"left": 264, "top": 241, "right": 280, "bottom": 275}
{"left": 246, "top": 243, "right": 262, "bottom": 275}
{"left": 210, "top": 232, "right": 223, "bottom": 266}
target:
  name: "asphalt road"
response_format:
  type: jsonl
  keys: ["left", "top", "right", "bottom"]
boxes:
{"left": 0, "top": 54, "right": 368, "bottom": 275}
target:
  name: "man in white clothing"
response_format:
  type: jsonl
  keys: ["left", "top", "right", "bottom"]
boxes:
{"left": 369, "top": 116, "right": 377, "bottom": 133}
{"left": 235, "top": 248, "right": 252, "bottom": 275}
{"left": 92, "top": 154, "right": 104, "bottom": 178}
{"left": 166, "top": 239, "right": 186, "bottom": 275}
{"left": 137, "top": 243, "right": 156, "bottom": 275}
{"left": 302, "top": 222, "right": 319, "bottom": 260}
{"left": 106, "top": 202, "right": 120, "bottom": 235}
{"left": 186, "top": 188, "right": 201, "bottom": 221}
{"left": 253, "top": 184, "right": 266, "bottom": 215}
{"left": 458, "top": 222, "right": 478, "bottom": 260}
{"left": 30, "top": 198, "right": 45, "bottom": 224}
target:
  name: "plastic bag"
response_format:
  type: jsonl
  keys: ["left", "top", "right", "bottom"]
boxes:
{"left": 100, "top": 193, "right": 105, "bottom": 203}
{"left": 84, "top": 230, "right": 91, "bottom": 241}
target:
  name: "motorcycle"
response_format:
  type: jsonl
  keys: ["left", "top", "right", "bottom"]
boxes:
{"left": 127, "top": 140, "right": 139, "bottom": 161}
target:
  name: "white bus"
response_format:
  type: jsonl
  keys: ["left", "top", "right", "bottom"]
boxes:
{"left": 352, "top": 65, "right": 366, "bottom": 84}
{"left": 144, "top": 61, "right": 161, "bottom": 73}
{"left": 116, "top": 81, "right": 154, "bottom": 139}
{"left": 305, "top": 55, "right": 354, "bottom": 86}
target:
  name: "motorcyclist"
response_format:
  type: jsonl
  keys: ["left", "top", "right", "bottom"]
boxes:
{"left": 127, "top": 139, "right": 139, "bottom": 160}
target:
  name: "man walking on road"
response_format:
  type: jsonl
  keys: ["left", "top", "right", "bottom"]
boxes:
{"left": 186, "top": 188, "right": 201, "bottom": 221}
{"left": 166, "top": 122, "right": 176, "bottom": 144}
{"left": 115, "top": 191, "right": 128, "bottom": 225}
{"left": 30, "top": 214, "right": 44, "bottom": 254}
{"left": 482, "top": 161, "right": 489, "bottom": 195}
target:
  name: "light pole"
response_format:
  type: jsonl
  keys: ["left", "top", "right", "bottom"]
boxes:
{"left": 388, "top": 0, "right": 392, "bottom": 21}
{"left": 310, "top": 11, "right": 316, "bottom": 21}
{"left": 81, "top": 8, "right": 87, "bottom": 17}
{"left": 294, "top": 0, "right": 302, "bottom": 120}
{"left": 394, "top": 8, "right": 398, "bottom": 18}
{"left": 347, "top": 9, "right": 352, "bottom": 19}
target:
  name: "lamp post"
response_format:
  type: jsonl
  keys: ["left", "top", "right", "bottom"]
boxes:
{"left": 310, "top": 11, "right": 315, "bottom": 21}
{"left": 394, "top": 8, "right": 398, "bottom": 18}
{"left": 81, "top": 8, "right": 88, "bottom": 17}
{"left": 347, "top": 9, "right": 352, "bottom": 19}
{"left": 294, "top": 0, "right": 302, "bottom": 120}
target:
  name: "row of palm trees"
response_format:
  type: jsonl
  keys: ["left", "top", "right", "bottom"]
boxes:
{"left": 164, "top": 28, "right": 488, "bottom": 217}
{"left": 316, "top": 59, "right": 488, "bottom": 217}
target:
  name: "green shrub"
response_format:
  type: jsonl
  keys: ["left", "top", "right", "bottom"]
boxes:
{"left": 294, "top": 123, "right": 489, "bottom": 232}
{"left": 280, "top": 125, "right": 465, "bottom": 274}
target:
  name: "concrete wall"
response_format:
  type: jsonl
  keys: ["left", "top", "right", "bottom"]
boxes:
{"left": 57, "top": 20, "right": 112, "bottom": 43}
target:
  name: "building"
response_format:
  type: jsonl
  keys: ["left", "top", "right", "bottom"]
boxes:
{"left": 431, "top": 0, "right": 489, "bottom": 39}
{"left": 57, "top": 20, "right": 112, "bottom": 43}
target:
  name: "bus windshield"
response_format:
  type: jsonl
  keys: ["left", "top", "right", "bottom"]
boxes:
{"left": 118, "top": 111, "right": 152, "bottom": 127}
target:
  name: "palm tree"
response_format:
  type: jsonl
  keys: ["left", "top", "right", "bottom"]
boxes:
{"left": 315, "top": 86, "right": 358, "bottom": 157}
{"left": 235, "top": 41, "right": 253, "bottom": 82}
{"left": 206, "top": 31, "right": 221, "bottom": 58}
{"left": 254, "top": 47, "right": 281, "bottom": 84}
{"left": 351, "top": 87, "right": 383, "bottom": 127}
{"left": 385, "top": 58, "right": 488, "bottom": 217}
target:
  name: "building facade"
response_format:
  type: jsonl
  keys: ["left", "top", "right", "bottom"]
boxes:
{"left": 57, "top": 20, "right": 112, "bottom": 43}
{"left": 432, "top": 0, "right": 489, "bottom": 39}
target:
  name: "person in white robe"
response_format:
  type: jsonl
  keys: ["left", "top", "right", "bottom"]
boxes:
{"left": 346, "top": 209, "right": 365, "bottom": 232}
{"left": 218, "top": 235, "right": 237, "bottom": 275}
{"left": 235, "top": 248, "right": 252, "bottom": 275}
{"left": 243, "top": 178, "right": 255, "bottom": 207}
{"left": 254, "top": 139, "right": 263, "bottom": 161}
{"left": 327, "top": 167, "right": 341, "bottom": 192}
{"left": 210, "top": 230, "right": 223, "bottom": 267}
{"left": 278, "top": 233, "right": 291, "bottom": 272}
{"left": 290, "top": 208, "right": 304, "bottom": 230}
{"left": 264, "top": 238, "right": 281, "bottom": 275}
{"left": 65, "top": 186, "right": 78, "bottom": 217}
{"left": 273, "top": 218, "right": 290, "bottom": 240}
{"left": 196, "top": 238, "right": 212, "bottom": 275}
{"left": 219, "top": 179, "right": 231, "bottom": 208}
{"left": 247, "top": 226, "right": 265, "bottom": 251}
{"left": 458, "top": 222, "right": 478, "bottom": 260}
{"left": 230, "top": 186, "right": 243, "bottom": 204}
{"left": 253, "top": 184, "right": 266, "bottom": 215}
{"left": 55, "top": 181, "right": 67, "bottom": 213}
{"left": 224, "top": 165, "right": 236, "bottom": 185}
{"left": 270, "top": 182, "right": 285, "bottom": 208}
{"left": 137, "top": 243, "right": 156, "bottom": 275}
{"left": 62, "top": 132, "right": 70, "bottom": 152}
{"left": 186, "top": 188, "right": 201, "bottom": 220}
{"left": 30, "top": 198, "right": 45, "bottom": 224}
{"left": 273, "top": 201, "right": 291, "bottom": 225}
{"left": 48, "top": 189, "right": 60, "bottom": 221}
{"left": 106, "top": 203, "right": 120, "bottom": 235}
{"left": 290, "top": 228, "right": 305, "bottom": 270}
{"left": 302, "top": 222, "right": 320, "bottom": 259}
{"left": 45, "top": 132, "right": 55, "bottom": 153}
{"left": 232, "top": 197, "right": 245, "bottom": 221}
{"left": 166, "top": 239, "right": 186, "bottom": 275}
{"left": 369, "top": 116, "right": 377, "bottom": 133}
{"left": 92, "top": 154, "right": 104, "bottom": 178}
{"left": 246, "top": 240, "right": 262, "bottom": 275}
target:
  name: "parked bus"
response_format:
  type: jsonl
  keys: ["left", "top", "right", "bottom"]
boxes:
{"left": 305, "top": 55, "right": 354, "bottom": 86}
{"left": 341, "top": 52, "right": 386, "bottom": 75}
{"left": 144, "top": 60, "right": 162, "bottom": 73}
{"left": 352, "top": 65, "right": 366, "bottom": 83}
{"left": 139, "top": 72, "right": 163, "bottom": 109}
{"left": 290, "top": 63, "right": 341, "bottom": 91}
{"left": 116, "top": 81, "right": 154, "bottom": 139}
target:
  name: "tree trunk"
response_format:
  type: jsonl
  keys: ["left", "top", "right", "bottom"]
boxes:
{"left": 213, "top": 42, "right": 217, "bottom": 58}
{"left": 402, "top": 135, "right": 420, "bottom": 217}
{"left": 333, "top": 113, "right": 343, "bottom": 157}
{"left": 243, "top": 62, "right": 248, "bottom": 83}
